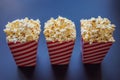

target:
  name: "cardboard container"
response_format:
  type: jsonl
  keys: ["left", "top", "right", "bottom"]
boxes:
{"left": 8, "top": 41, "right": 38, "bottom": 67}
{"left": 47, "top": 40, "right": 75, "bottom": 65}
{"left": 82, "top": 40, "right": 113, "bottom": 64}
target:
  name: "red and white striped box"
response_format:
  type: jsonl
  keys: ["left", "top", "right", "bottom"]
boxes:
{"left": 82, "top": 40, "right": 113, "bottom": 64}
{"left": 47, "top": 40, "right": 75, "bottom": 65}
{"left": 8, "top": 41, "right": 38, "bottom": 67}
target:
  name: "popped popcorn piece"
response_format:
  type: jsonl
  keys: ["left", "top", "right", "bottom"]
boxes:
{"left": 44, "top": 16, "right": 76, "bottom": 42}
{"left": 4, "top": 17, "right": 41, "bottom": 43}
{"left": 81, "top": 16, "right": 115, "bottom": 44}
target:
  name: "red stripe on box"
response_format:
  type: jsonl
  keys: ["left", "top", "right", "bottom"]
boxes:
{"left": 51, "top": 57, "right": 70, "bottom": 65}
{"left": 52, "top": 61, "right": 69, "bottom": 65}
{"left": 14, "top": 50, "right": 36, "bottom": 60}
{"left": 18, "top": 62, "right": 36, "bottom": 66}
{"left": 50, "top": 53, "right": 71, "bottom": 62}
{"left": 83, "top": 42, "right": 101, "bottom": 48}
{"left": 83, "top": 57, "right": 103, "bottom": 63}
{"left": 83, "top": 60, "right": 102, "bottom": 64}
{"left": 50, "top": 50, "right": 72, "bottom": 58}
{"left": 49, "top": 44, "right": 74, "bottom": 52}
{"left": 48, "top": 41, "right": 74, "bottom": 51}
{"left": 8, "top": 42, "right": 20, "bottom": 45}
{"left": 13, "top": 48, "right": 37, "bottom": 58}
{"left": 18, "top": 61, "right": 36, "bottom": 66}
{"left": 16, "top": 56, "right": 36, "bottom": 64}
{"left": 84, "top": 42, "right": 112, "bottom": 47}
{"left": 47, "top": 41, "right": 60, "bottom": 44}
{"left": 83, "top": 47, "right": 110, "bottom": 55}
{"left": 57, "top": 60, "right": 69, "bottom": 64}
{"left": 8, "top": 41, "right": 36, "bottom": 48}
{"left": 83, "top": 50, "right": 108, "bottom": 58}
{"left": 83, "top": 42, "right": 112, "bottom": 48}
{"left": 47, "top": 40, "right": 74, "bottom": 45}
{"left": 8, "top": 41, "right": 38, "bottom": 66}
{"left": 17, "top": 58, "right": 36, "bottom": 66}
{"left": 10, "top": 42, "right": 37, "bottom": 53}
{"left": 47, "top": 41, "right": 67, "bottom": 47}
{"left": 11, "top": 43, "right": 37, "bottom": 53}
{"left": 83, "top": 43, "right": 112, "bottom": 52}
{"left": 49, "top": 46, "right": 74, "bottom": 55}
{"left": 47, "top": 41, "right": 73, "bottom": 48}
{"left": 51, "top": 58, "right": 69, "bottom": 64}
{"left": 28, "top": 63, "right": 36, "bottom": 66}
{"left": 15, "top": 54, "right": 36, "bottom": 63}
{"left": 23, "top": 59, "right": 36, "bottom": 66}
{"left": 20, "top": 61, "right": 36, "bottom": 67}
{"left": 12, "top": 45, "right": 37, "bottom": 57}
{"left": 83, "top": 52, "right": 106, "bottom": 61}
{"left": 47, "top": 41, "right": 75, "bottom": 65}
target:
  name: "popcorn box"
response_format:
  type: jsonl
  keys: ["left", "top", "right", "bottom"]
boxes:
{"left": 8, "top": 41, "right": 38, "bottom": 67}
{"left": 82, "top": 40, "right": 113, "bottom": 64}
{"left": 47, "top": 40, "right": 75, "bottom": 65}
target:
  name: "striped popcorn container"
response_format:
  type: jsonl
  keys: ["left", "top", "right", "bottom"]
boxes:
{"left": 8, "top": 41, "right": 38, "bottom": 67}
{"left": 47, "top": 40, "right": 75, "bottom": 65}
{"left": 82, "top": 40, "right": 113, "bottom": 64}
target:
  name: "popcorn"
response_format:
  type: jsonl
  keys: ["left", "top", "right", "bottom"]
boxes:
{"left": 4, "top": 17, "right": 41, "bottom": 43}
{"left": 44, "top": 16, "right": 76, "bottom": 42}
{"left": 81, "top": 16, "right": 115, "bottom": 44}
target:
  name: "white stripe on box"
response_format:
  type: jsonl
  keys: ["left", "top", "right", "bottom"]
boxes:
{"left": 51, "top": 58, "right": 69, "bottom": 64}
{"left": 83, "top": 51, "right": 107, "bottom": 61}
{"left": 83, "top": 42, "right": 101, "bottom": 47}
{"left": 84, "top": 43, "right": 111, "bottom": 51}
{"left": 16, "top": 55, "right": 36, "bottom": 63}
{"left": 50, "top": 50, "right": 72, "bottom": 58}
{"left": 84, "top": 60, "right": 102, "bottom": 64}
{"left": 9, "top": 43, "right": 23, "bottom": 48}
{"left": 11, "top": 42, "right": 37, "bottom": 52}
{"left": 12, "top": 45, "right": 37, "bottom": 55}
{"left": 83, "top": 53, "right": 106, "bottom": 62}
{"left": 83, "top": 50, "right": 108, "bottom": 58}
{"left": 17, "top": 58, "right": 36, "bottom": 65}
{"left": 14, "top": 50, "right": 36, "bottom": 59}
{"left": 18, "top": 62, "right": 36, "bottom": 66}
{"left": 47, "top": 42, "right": 64, "bottom": 47}
{"left": 48, "top": 41, "right": 74, "bottom": 50}
{"left": 83, "top": 58, "right": 103, "bottom": 63}
{"left": 51, "top": 53, "right": 71, "bottom": 61}
{"left": 83, "top": 46, "right": 110, "bottom": 54}
{"left": 83, "top": 56, "right": 104, "bottom": 63}
{"left": 49, "top": 45, "right": 74, "bottom": 54}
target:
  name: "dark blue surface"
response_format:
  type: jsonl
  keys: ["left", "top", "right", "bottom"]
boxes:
{"left": 0, "top": 0, "right": 120, "bottom": 80}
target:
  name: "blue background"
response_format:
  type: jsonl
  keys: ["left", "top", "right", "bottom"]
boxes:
{"left": 0, "top": 0, "right": 120, "bottom": 80}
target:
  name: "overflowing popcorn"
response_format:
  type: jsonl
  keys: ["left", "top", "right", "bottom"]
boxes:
{"left": 81, "top": 16, "right": 115, "bottom": 44}
{"left": 4, "top": 17, "right": 41, "bottom": 43}
{"left": 44, "top": 16, "right": 76, "bottom": 42}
